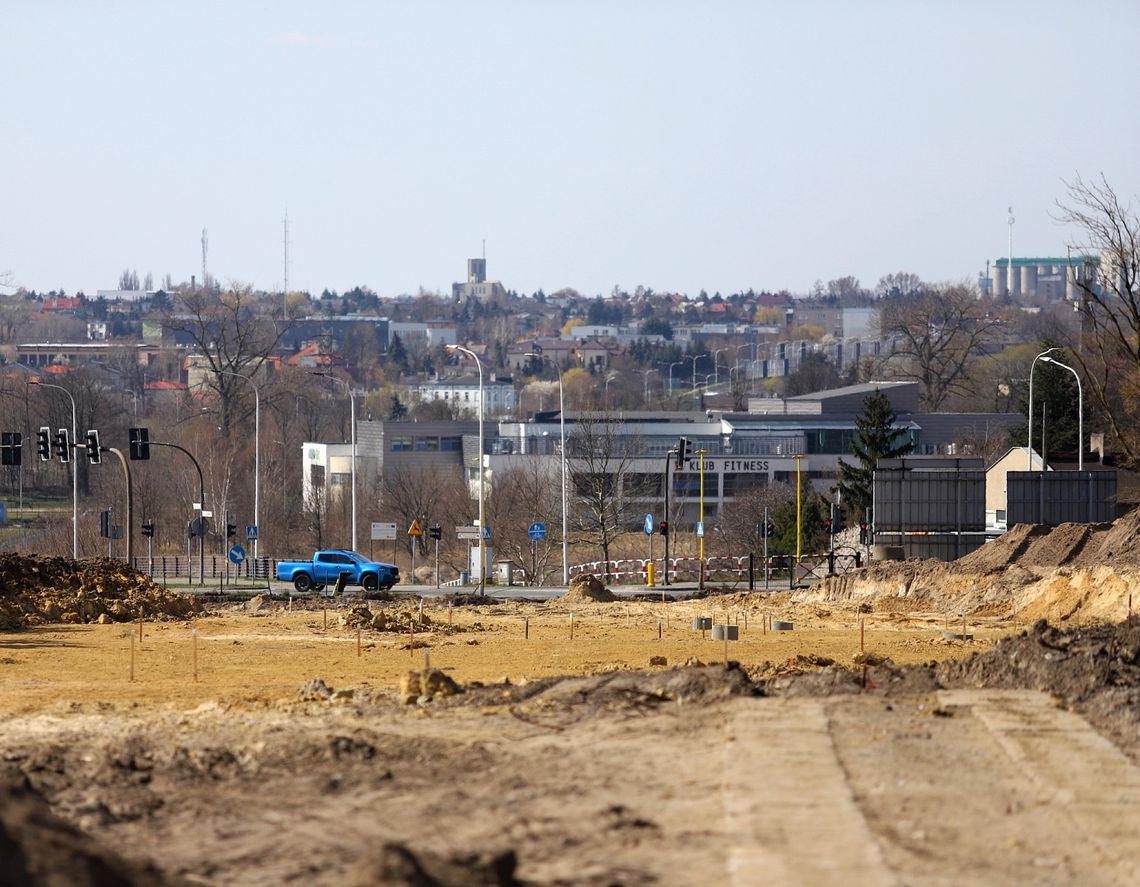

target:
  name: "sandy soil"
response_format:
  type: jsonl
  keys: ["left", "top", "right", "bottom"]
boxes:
{"left": 4, "top": 513, "right": 1140, "bottom": 886}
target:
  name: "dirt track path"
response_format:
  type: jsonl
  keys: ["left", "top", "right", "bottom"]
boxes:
{"left": 4, "top": 688, "right": 1139, "bottom": 885}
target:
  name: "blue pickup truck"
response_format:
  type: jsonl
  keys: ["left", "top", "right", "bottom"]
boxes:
{"left": 276, "top": 550, "right": 400, "bottom": 593}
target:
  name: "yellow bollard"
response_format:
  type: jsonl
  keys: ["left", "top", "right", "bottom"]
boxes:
{"left": 646, "top": 561, "right": 656, "bottom": 587}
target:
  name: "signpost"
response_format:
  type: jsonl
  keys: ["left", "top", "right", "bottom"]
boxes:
{"left": 407, "top": 519, "right": 424, "bottom": 576}
{"left": 644, "top": 513, "right": 654, "bottom": 586}
{"left": 371, "top": 521, "right": 397, "bottom": 560}
{"left": 528, "top": 522, "right": 546, "bottom": 585}
{"left": 228, "top": 544, "right": 246, "bottom": 565}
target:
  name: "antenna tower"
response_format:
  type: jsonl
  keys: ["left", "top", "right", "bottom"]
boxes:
{"left": 283, "top": 212, "right": 290, "bottom": 314}
{"left": 201, "top": 228, "right": 209, "bottom": 291}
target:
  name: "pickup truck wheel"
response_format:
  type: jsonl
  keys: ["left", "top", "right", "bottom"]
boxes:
{"left": 382, "top": 581, "right": 395, "bottom": 592}
{"left": 293, "top": 573, "right": 313, "bottom": 593}
{"left": 362, "top": 573, "right": 379, "bottom": 592}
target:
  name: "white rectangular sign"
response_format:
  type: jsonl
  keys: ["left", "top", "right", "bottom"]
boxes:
{"left": 371, "top": 521, "right": 397, "bottom": 541}
{"left": 456, "top": 525, "right": 482, "bottom": 540}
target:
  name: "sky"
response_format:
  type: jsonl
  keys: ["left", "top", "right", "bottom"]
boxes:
{"left": 3, "top": 1, "right": 1139, "bottom": 299}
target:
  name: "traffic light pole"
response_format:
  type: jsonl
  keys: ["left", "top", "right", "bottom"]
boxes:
{"left": 152, "top": 441, "right": 205, "bottom": 585}
{"left": 662, "top": 448, "right": 674, "bottom": 586}
{"left": 106, "top": 447, "right": 133, "bottom": 563}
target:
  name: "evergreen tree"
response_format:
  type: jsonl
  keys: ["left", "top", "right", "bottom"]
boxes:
{"left": 836, "top": 389, "right": 913, "bottom": 520}
{"left": 387, "top": 395, "right": 408, "bottom": 420}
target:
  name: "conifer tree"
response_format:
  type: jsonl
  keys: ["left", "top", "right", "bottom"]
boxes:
{"left": 837, "top": 389, "right": 913, "bottom": 520}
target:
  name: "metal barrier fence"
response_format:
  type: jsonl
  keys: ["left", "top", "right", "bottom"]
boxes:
{"left": 131, "top": 556, "right": 275, "bottom": 585}
{"left": 568, "top": 552, "right": 863, "bottom": 585}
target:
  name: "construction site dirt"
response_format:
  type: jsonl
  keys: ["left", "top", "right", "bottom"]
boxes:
{"left": 2, "top": 516, "right": 1140, "bottom": 886}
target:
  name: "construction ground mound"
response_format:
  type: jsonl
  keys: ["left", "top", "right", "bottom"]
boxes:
{"left": 561, "top": 573, "right": 617, "bottom": 603}
{"left": 803, "top": 508, "right": 1140, "bottom": 623}
{"left": 0, "top": 553, "right": 202, "bottom": 631}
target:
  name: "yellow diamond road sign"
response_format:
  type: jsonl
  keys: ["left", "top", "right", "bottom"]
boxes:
{"left": 407, "top": 519, "right": 424, "bottom": 536}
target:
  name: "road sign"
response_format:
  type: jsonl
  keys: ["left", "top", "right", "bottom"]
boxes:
{"left": 408, "top": 518, "right": 424, "bottom": 537}
{"left": 228, "top": 544, "right": 246, "bottom": 564}
{"left": 371, "top": 522, "right": 397, "bottom": 541}
{"left": 528, "top": 522, "right": 546, "bottom": 541}
{"left": 246, "top": 525, "right": 258, "bottom": 541}
{"left": 483, "top": 525, "right": 492, "bottom": 540}
{"left": 456, "top": 525, "right": 481, "bottom": 541}
{"left": 644, "top": 513, "right": 654, "bottom": 535}
{"left": 201, "top": 510, "right": 213, "bottom": 519}
{"left": 696, "top": 520, "right": 705, "bottom": 538}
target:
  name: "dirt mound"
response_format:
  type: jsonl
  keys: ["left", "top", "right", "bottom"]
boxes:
{"left": 561, "top": 574, "right": 616, "bottom": 603}
{"left": 347, "top": 842, "right": 522, "bottom": 887}
{"left": 519, "top": 662, "right": 760, "bottom": 712}
{"left": 1072, "top": 507, "right": 1140, "bottom": 568}
{"left": 0, "top": 554, "right": 202, "bottom": 630}
{"left": 938, "top": 619, "right": 1140, "bottom": 760}
{"left": 0, "top": 780, "right": 173, "bottom": 886}
{"left": 953, "top": 523, "right": 1040, "bottom": 573}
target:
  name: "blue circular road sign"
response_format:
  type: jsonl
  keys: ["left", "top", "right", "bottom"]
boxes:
{"left": 528, "top": 522, "right": 546, "bottom": 541}
{"left": 228, "top": 544, "right": 246, "bottom": 564}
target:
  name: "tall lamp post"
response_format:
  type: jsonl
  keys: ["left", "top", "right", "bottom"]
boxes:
{"left": 219, "top": 370, "right": 260, "bottom": 559}
{"left": 641, "top": 368, "right": 658, "bottom": 404}
{"left": 1040, "top": 355, "right": 1083, "bottom": 471}
{"left": 30, "top": 379, "right": 77, "bottom": 558}
{"left": 527, "top": 352, "right": 568, "bottom": 585}
{"left": 712, "top": 348, "right": 728, "bottom": 385}
{"left": 448, "top": 346, "right": 486, "bottom": 592}
{"left": 686, "top": 354, "right": 699, "bottom": 392}
{"left": 312, "top": 372, "right": 356, "bottom": 552}
{"left": 1027, "top": 347, "right": 1060, "bottom": 470}
{"left": 668, "top": 360, "right": 684, "bottom": 400}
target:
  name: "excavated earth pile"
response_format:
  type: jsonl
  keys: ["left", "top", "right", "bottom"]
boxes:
{"left": 0, "top": 553, "right": 202, "bottom": 630}
{"left": 806, "top": 508, "right": 1140, "bottom": 621}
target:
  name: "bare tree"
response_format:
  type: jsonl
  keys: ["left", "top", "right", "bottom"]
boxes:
{"left": 1056, "top": 174, "right": 1140, "bottom": 464}
{"left": 875, "top": 283, "right": 1002, "bottom": 410}
{"left": 566, "top": 414, "right": 644, "bottom": 576}
{"left": 715, "top": 482, "right": 796, "bottom": 557}
{"left": 483, "top": 457, "right": 562, "bottom": 584}
{"left": 163, "top": 283, "right": 297, "bottom": 435}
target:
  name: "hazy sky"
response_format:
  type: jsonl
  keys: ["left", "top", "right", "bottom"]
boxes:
{"left": 3, "top": 1, "right": 1139, "bottom": 298}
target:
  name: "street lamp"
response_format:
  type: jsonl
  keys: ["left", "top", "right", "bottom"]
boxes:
{"left": 219, "top": 370, "right": 260, "bottom": 559}
{"left": 668, "top": 360, "right": 684, "bottom": 397}
{"left": 686, "top": 355, "right": 699, "bottom": 392}
{"left": 604, "top": 372, "right": 618, "bottom": 403}
{"left": 712, "top": 348, "right": 728, "bottom": 384}
{"left": 448, "top": 345, "right": 486, "bottom": 592}
{"left": 1040, "top": 355, "right": 1083, "bottom": 471}
{"left": 1027, "top": 347, "right": 1060, "bottom": 470}
{"left": 30, "top": 378, "right": 77, "bottom": 558}
{"left": 526, "top": 352, "right": 568, "bottom": 586}
{"left": 312, "top": 371, "right": 356, "bottom": 552}
{"left": 641, "top": 368, "right": 658, "bottom": 403}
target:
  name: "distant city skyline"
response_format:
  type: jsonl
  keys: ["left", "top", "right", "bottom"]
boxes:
{"left": 2, "top": 1, "right": 1138, "bottom": 298}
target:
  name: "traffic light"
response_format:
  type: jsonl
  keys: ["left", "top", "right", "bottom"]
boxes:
{"left": 1, "top": 432, "right": 22, "bottom": 466}
{"left": 141, "top": 520, "right": 154, "bottom": 538}
{"left": 128, "top": 427, "right": 150, "bottom": 460}
{"left": 54, "top": 428, "right": 71, "bottom": 463}
{"left": 659, "top": 520, "right": 669, "bottom": 536}
{"left": 764, "top": 520, "right": 775, "bottom": 539}
{"left": 675, "top": 437, "right": 690, "bottom": 469}
{"left": 859, "top": 522, "right": 869, "bottom": 545}
{"left": 226, "top": 522, "right": 237, "bottom": 540}
{"left": 37, "top": 427, "right": 51, "bottom": 461}
{"left": 829, "top": 503, "right": 843, "bottom": 534}
{"left": 85, "top": 430, "right": 101, "bottom": 464}
{"left": 428, "top": 525, "right": 442, "bottom": 540}
{"left": 99, "top": 510, "right": 111, "bottom": 538}
{"left": 825, "top": 517, "right": 833, "bottom": 535}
